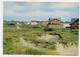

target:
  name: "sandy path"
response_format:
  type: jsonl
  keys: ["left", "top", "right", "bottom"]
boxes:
{"left": 19, "top": 38, "right": 46, "bottom": 49}
{"left": 19, "top": 37, "right": 78, "bottom": 55}
{"left": 20, "top": 38, "right": 36, "bottom": 48}
{"left": 56, "top": 43, "right": 78, "bottom": 56}
{"left": 17, "top": 25, "right": 21, "bottom": 30}
{"left": 38, "top": 35, "right": 60, "bottom": 41}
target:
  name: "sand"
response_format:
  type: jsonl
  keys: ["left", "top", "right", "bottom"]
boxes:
{"left": 38, "top": 34, "right": 60, "bottom": 41}
{"left": 19, "top": 38, "right": 46, "bottom": 49}
{"left": 19, "top": 35, "right": 78, "bottom": 55}
{"left": 17, "top": 25, "right": 21, "bottom": 30}
{"left": 56, "top": 43, "right": 78, "bottom": 56}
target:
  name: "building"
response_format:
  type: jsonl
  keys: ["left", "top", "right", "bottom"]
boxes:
{"left": 23, "top": 21, "right": 26, "bottom": 24}
{"left": 70, "top": 18, "right": 79, "bottom": 30}
{"left": 3, "top": 20, "right": 7, "bottom": 24}
{"left": 31, "top": 21, "right": 37, "bottom": 25}
{"left": 41, "top": 21, "right": 48, "bottom": 26}
{"left": 48, "top": 24, "right": 63, "bottom": 28}
{"left": 26, "top": 22, "right": 30, "bottom": 25}
{"left": 62, "top": 23, "right": 71, "bottom": 30}
{"left": 37, "top": 21, "right": 40, "bottom": 23}
{"left": 48, "top": 18, "right": 63, "bottom": 28}
{"left": 49, "top": 18, "right": 61, "bottom": 25}
{"left": 66, "top": 27, "right": 71, "bottom": 30}
{"left": 62, "top": 23, "right": 70, "bottom": 28}
{"left": 17, "top": 22, "right": 20, "bottom": 25}
{"left": 17, "top": 22, "right": 24, "bottom": 25}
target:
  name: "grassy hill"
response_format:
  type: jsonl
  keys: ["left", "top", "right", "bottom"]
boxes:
{"left": 3, "top": 24, "right": 79, "bottom": 55}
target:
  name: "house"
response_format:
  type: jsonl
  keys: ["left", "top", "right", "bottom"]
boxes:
{"left": 66, "top": 27, "right": 71, "bottom": 30}
{"left": 17, "top": 22, "right": 20, "bottom": 25}
{"left": 62, "top": 23, "right": 70, "bottom": 28}
{"left": 3, "top": 20, "right": 7, "bottom": 24}
{"left": 62, "top": 23, "right": 70, "bottom": 30}
{"left": 19, "top": 22, "right": 24, "bottom": 25}
{"left": 70, "top": 18, "right": 79, "bottom": 30}
{"left": 17, "top": 22, "right": 22, "bottom": 25}
{"left": 26, "top": 22, "right": 30, "bottom": 25}
{"left": 31, "top": 21, "right": 37, "bottom": 25}
{"left": 48, "top": 18, "right": 63, "bottom": 28}
{"left": 49, "top": 18, "right": 61, "bottom": 25}
{"left": 37, "top": 21, "right": 40, "bottom": 23}
{"left": 23, "top": 21, "right": 26, "bottom": 24}
{"left": 41, "top": 21, "right": 48, "bottom": 26}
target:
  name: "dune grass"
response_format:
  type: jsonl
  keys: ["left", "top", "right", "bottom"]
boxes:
{"left": 3, "top": 24, "right": 79, "bottom": 54}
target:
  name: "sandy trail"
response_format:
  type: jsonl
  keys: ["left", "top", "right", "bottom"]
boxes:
{"left": 56, "top": 43, "right": 78, "bottom": 56}
{"left": 19, "top": 36, "right": 78, "bottom": 55}
{"left": 19, "top": 38, "right": 46, "bottom": 49}
{"left": 38, "top": 35, "right": 60, "bottom": 41}
{"left": 17, "top": 25, "right": 21, "bottom": 30}
{"left": 20, "top": 38, "right": 36, "bottom": 48}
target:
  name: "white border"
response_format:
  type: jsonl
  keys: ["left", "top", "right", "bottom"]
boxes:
{"left": 0, "top": 0, "right": 3, "bottom": 57}
{"left": 3, "top": 0, "right": 80, "bottom": 2}
{"left": 0, "top": 0, "right": 80, "bottom": 57}
{"left": 79, "top": 2, "right": 80, "bottom": 57}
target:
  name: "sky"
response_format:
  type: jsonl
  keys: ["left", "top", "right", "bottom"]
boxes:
{"left": 4, "top": 2, "right": 79, "bottom": 22}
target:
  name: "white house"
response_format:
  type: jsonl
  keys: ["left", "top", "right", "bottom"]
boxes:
{"left": 62, "top": 23, "right": 70, "bottom": 28}
{"left": 31, "top": 21, "right": 37, "bottom": 25}
{"left": 17, "top": 22, "right": 21, "bottom": 25}
{"left": 26, "top": 22, "right": 30, "bottom": 25}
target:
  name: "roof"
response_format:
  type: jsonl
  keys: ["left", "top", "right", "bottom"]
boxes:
{"left": 70, "top": 18, "right": 79, "bottom": 24}
{"left": 37, "top": 21, "right": 40, "bottom": 23}
{"left": 31, "top": 21, "right": 37, "bottom": 22}
{"left": 49, "top": 18, "right": 61, "bottom": 21}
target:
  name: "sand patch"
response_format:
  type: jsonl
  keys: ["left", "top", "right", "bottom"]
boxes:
{"left": 38, "top": 34, "right": 60, "bottom": 41}
{"left": 56, "top": 43, "right": 78, "bottom": 56}
{"left": 19, "top": 38, "right": 47, "bottom": 49}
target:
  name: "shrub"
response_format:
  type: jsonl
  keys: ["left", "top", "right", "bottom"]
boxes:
{"left": 8, "top": 23, "right": 15, "bottom": 25}
{"left": 44, "top": 28, "right": 53, "bottom": 31}
{"left": 45, "top": 44, "right": 57, "bottom": 50}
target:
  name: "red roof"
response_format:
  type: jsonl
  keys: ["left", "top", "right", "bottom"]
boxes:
{"left": 31, "top": 21, "right": 37, "bottom": 22}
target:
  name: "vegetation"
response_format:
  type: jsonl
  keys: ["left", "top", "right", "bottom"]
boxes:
{"left": 3, "top": 24, "right": 79, "bottom": 54}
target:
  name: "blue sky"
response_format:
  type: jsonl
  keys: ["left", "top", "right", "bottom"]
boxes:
{"left": 4, "top": 2, "right": 79, "bottom": 22}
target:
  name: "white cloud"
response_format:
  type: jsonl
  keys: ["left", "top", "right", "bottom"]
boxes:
{"left": 4, "top": 2, "right": 79, "bottom": 11}
{"left": 4, "top": 2, "right": 78, "bottom": 19}
{"left": 4, "top": 9, "right": 21, "bottom": 16}
{"left": 4, "top": 7, "right": 71, "bottom": 17}
{"left": 50, "top": 2, "right": 79, "bottom": 9}
{"left": 12, "top": 4, "right": 27, "bottom": 10}
{"left": 4, "top": 2, "right": 45, "bottom": 11}
{"left": 23, "top": 10, "right": 71, "bottom": 17}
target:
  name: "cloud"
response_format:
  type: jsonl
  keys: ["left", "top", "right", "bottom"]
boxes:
{"left": 4, "top": 8, "right": 73, "bottom": 18}
{"left": 12, "top": 4, "right": 27, "bottom": 10}
{"left": 4, "top": 2, "right": 46, "bottom": 11}
{"left": 4, "top": 2, "right": 79, "bottom": 21}
{"left": 23, "top": 10, "right": 70, "bottom": 17}
{"left": 50, "top": 2, "right": 79, "bottom": 10}
{"left": 4, "top": 9, "right": 21, "bottom": 16}
{"left": 4, "top": 2, "right": 78, "bottom": 11}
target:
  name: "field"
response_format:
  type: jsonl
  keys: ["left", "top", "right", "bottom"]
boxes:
{"left": 3, "top": 23, "right": 79, "bottom": 55}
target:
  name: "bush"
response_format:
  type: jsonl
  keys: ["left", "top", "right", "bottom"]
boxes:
{"left": 8, "top": 23, "right": 15, "bottom": 25}
{"left": 33, "top": 26, "right": 40, "bottom": 28}
{"left": 44, "top": 44, "right": 57, "bottom": 50}
{"left": 44, "top": 28, "right": 53, "bottom": 31}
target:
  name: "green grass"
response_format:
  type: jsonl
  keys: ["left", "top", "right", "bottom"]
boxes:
{"left": 3, "top": 24, "right": 79, "bottom": 55}
{"left": 3, "top": 45, "right": 59, "bottom": 55}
